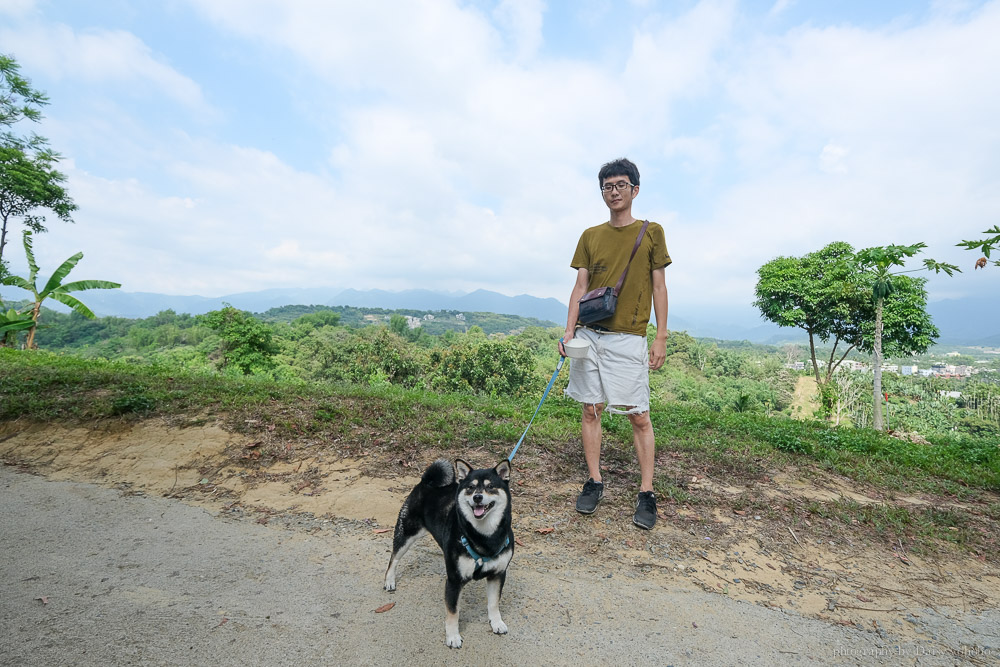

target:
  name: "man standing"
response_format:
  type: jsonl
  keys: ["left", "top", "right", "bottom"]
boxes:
{"left": 558, "top": 158, "right": 670, "bottom": 529}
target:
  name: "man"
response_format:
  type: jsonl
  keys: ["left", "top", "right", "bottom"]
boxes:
{"left": 558, "top": 158, "right": 670, "bottom": 530}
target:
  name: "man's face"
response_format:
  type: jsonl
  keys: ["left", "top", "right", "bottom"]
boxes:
{"left": 601, "top": 175, "right": 638, "bottom": 212}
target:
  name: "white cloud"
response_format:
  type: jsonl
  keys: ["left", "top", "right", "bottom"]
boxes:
{"left": 727, "top": 4, "right": 1000, "bottom": 144}
{"left": 0, "top": 23, "right": 210, "bottom": 111}
{"left": 187, "top": 0, "right": 499, "bottom": 98}
{"left": 0, "top": 0, "right": 34, "bottom": 17}
{"left": 493, "top": 0, "right": 546, "bottom": 62}
{"left": 6, "top": 0, "right": 1000, "bottom": 314}
{"left": 664, "top": 134, "right": 722, "bottom": 172}
{"left": 687, "top": 1, "right": 1000, "bottom": 305}
{"left": 818, "top": 142, "right": 849, "bottom": 174}
{"left": 624, "top": 0, "right": 736, "bottom": 112}
{"left": 768, "top": 0, "right": 795, "bottom": 18}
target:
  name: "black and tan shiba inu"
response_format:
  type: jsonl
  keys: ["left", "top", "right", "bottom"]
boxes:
{"left": 383, "top": 458, "right": 514, "bottom": 649}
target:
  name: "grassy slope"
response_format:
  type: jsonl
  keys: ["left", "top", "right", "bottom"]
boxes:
{"left": 2, "top": 349, "right": 998, "bottom": 559}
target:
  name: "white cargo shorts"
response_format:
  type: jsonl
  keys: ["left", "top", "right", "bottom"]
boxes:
{"left": 564, "top": 326, "right": 649, "bottom": 415}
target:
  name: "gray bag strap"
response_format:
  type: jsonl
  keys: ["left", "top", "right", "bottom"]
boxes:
{"left": 613, "top": 220, "right": 650, "bottom": 296}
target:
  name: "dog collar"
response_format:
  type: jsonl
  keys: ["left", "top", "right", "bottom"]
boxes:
{"left": 459, "top": 534, "right": 510, "bottom": 568}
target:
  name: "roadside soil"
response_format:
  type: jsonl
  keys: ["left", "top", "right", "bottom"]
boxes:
{"left": 1, "top": 416, "right": 999, "bottom": 664}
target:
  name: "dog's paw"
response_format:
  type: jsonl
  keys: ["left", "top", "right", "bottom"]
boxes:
{"left": 490, "top": 618, "right": 508, "bottom": 635}
{"left": 445, "top": 633, "right": 463, "bottom": 649}
{"left": 383, "top": 580, "right": 396, "bottom": 592}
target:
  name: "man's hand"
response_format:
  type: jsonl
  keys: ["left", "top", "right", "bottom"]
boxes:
{"left": 649, "top": 336, "right": 667, "bottom": 370}
{"left": 558, "top": 329, "right": 575, "bottom": 357}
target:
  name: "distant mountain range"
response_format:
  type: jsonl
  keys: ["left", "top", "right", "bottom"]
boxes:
{"left": 56, "top": 287, "right": 568, "bottom": 324}
{"left": 3, "top": 286, "right": 995, "bottom": 347}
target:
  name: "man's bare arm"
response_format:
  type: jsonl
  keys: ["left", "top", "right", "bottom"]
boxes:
{"left": 649, "top": 267, "right": 668, "bottom": 370}
{"left": 559, "top": 268, "right": 590, "bottom": 356}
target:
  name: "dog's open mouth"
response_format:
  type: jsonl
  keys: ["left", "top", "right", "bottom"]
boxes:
{"left": 473, "top": 501, "right": 496, "bottom": 518}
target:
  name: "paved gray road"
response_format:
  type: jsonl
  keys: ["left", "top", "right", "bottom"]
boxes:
{"left": 1, "top": 465, "right": 993, "bottom": 666}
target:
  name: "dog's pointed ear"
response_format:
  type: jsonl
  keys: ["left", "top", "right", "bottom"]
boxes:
{"left": 454, "top": 459, "right": 472, "bottom": 482}
{"left": 495, "top": 459, "right": 511, "bottom": 482}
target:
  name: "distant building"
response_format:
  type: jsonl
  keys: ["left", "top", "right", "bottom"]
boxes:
{"left": 939, "top": 390, "right": 962, "bottom": 399}
{"left": 455, "top": 313, "right": 465, "bottom": 321}
{"left": 900, "top": 365, "right": 918, "bottom": 376}
{"left": 840, "top": 360, "right": 870, "bottom": 372}
{"left": 883, "top": 364, "right": 899, "bottom": 374}
{"left": 784, "top": 362, "right": 806, "bottom": 371}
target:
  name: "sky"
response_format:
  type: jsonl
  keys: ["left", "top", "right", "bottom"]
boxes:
{"left": 1, "top": 0, "right": 997, "bottom": 323}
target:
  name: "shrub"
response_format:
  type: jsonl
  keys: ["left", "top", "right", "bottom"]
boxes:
{"left": 200, "top": 306, "right": 278, "bottom": 375}
{"left": 306, "top": 327, "right": 425, "bottom": 387}
{"left": 429, "top": 339, "right": 536, "bottom": 397}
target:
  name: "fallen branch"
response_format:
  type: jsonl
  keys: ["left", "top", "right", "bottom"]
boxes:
{"left": 631, "top": 561, "right": 676, "bottom": 570}
{"left": 788, "top": 527, "right": 800, "bottom": 545}
{"left": 706, "top": 570, "right": 729, "bottom": 583}
{"left": 833, "top": 603, "right": 904, "bottom": 613}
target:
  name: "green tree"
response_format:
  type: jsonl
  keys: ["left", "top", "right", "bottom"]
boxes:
{"left": 292, "top": 309, "right": 341, "bottom": 329}
{"left": 755, "top": 242, "right": 864, "bottom": 384}
{"left": 1, "top": 54, "right": 48, "bottom": 130}
{"left": 0, "top": 230, "right": 120, "bottom": 349}
{"left": 846, "top": 244, "right": 958, "bottom": 431}
{"left": 0, "top": 54, "right": 76, "bottom": 279}
{"left": 389, "top": 314, "right": 409, "bottom": 337}
{"left": 201, "top": 305, "right": 278, "bottom": 375}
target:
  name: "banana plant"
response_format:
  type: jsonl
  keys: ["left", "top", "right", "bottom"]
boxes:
{"left": 0, "top": 230, "right": 120, "bottom": 348}
{"left": 0, "top": 307, "right": 34, "bottom": 347}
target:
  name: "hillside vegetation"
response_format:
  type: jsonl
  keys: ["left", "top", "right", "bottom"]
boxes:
{"left": 12, "top": 303, "right": 1000, "bottom": 438}
{"left": 2, "top": 304, "right": 999, "bottom": 561}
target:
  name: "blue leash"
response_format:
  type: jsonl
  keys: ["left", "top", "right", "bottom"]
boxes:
{"left": 507, "top": 353, "right": 565, "bottom": 463}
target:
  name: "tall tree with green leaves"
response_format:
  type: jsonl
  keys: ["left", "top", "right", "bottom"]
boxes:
{"left": 846, "top": 244, "right": 958, "bottom": 431}
{"left": 0, "top": 230, "right": 120, "bottom": 349}
{"left": 0, "top": 54, "right": 76, "bottom": 280}
{"left": 755, "top": 242, "right": 866, "bottom": 384}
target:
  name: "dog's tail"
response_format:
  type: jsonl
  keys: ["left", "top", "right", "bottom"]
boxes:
{"left": 421, "top": 459, "right": 455, "bottom": 488}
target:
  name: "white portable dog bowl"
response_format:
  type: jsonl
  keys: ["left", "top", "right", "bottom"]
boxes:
{"left": 563, "top": 338, "right": 591, "bottom": 359}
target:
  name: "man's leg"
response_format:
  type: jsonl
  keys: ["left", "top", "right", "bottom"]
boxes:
{"left": 582, "top": 402, "right": 605, "bottom": 482}
{"left": 628, "top": 410, "right": 657, "bottom": 528}
{"left": 628, "top": 411, "right": 655, "bottom": 492}
{"left": 576, "top": 402, "right": 606, "bottom": 514}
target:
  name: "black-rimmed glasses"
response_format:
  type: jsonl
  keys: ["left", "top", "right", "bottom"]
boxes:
{"left": 601, "top": 181, "right": 635, "bottom": 193}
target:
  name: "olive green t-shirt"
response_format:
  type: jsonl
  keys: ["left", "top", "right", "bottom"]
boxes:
{"left": 570, "top": 220, "right": 671, "bottom": 335}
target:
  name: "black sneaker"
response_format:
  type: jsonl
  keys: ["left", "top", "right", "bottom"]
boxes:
{"left": 575, "top": 478, "right": 604, "bottom": 514}
{"left": 633, "top": 491, "right": 657, "bottom": 529}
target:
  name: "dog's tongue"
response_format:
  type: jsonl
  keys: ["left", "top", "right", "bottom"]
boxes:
{"left": 474, "top": 505, "right": 486, "bottom": 518}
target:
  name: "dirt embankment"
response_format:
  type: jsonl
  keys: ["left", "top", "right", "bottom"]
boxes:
{"left": 1, "top": 417, "right": 999, "bottom": 663}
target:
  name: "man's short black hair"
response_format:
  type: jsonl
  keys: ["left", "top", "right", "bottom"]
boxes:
{"left": 598, "top": 158, "right": 639, "bottom": 187}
